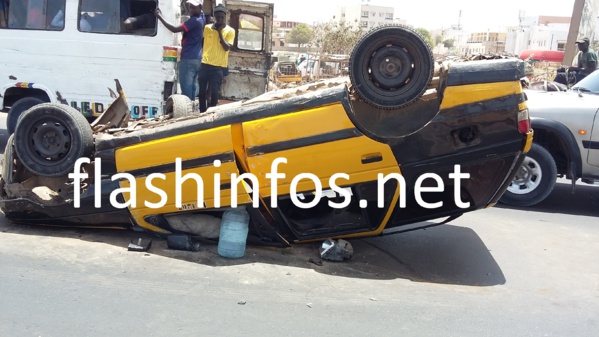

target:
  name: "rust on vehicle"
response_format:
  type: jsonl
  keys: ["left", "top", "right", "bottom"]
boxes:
{"left": 223, "top": 53, "right": 271, "bottom": 100}
{"left": 219, "top": 0, "right": 274, "bottom": 101}
{"left": 90, "top": 79, "right": 131, "bottom": 133}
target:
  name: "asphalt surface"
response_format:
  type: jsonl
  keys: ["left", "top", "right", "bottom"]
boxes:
{"left": 0, "top": 113, "right": 598, "bottom": 336}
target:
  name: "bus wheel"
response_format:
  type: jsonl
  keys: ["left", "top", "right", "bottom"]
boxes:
{"left": 166, "top": 95, "right": 195, "bottom": 118}
{"left": 349, "top": 24, "right": 434, "bottom": 109}
{"left": 7, "top": 97, "right": 44, "bottom": 135}
{"left": 14, "top": 103, "right": 94, "bottom": 177}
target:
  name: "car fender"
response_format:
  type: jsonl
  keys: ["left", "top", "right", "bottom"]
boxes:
{"left": 530, "top": 117, "right": 583, "bottom": 178}
{"left": 1, "top": 82, "right": 54, "bottom": 109}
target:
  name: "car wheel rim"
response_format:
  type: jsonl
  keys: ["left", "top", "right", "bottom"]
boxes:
{"left": 27, "top": 118, "right": 72, "bottom": 165}
{"left": 369, "top": 45, "right": 413, "bottom": 90}
{"left": 507, "top": 156, "right": 543, "bottom": 195}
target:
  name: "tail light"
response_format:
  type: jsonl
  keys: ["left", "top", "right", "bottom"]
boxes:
{"left": 162, "top": 46, "right": 178, "bottom": 62}
{"left": 517, "top": 108, "right": 531, "bottom": 134}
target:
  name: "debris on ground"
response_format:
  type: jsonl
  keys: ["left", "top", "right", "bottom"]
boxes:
{"left": 166, "top": 234, "right": 201, "bottom": 252}
{"left": 308, "top": 257, "right": 323, "bottom": 266}
{"left": 127, "top": 238, "right": 152, "bottom": 252}
{"left": 319, "top": 239, "right": 353, "bottom": 262}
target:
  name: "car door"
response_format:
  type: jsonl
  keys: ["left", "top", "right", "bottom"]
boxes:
{"left": 221, "top": 0, "right": 273, "bottom": 101}
{"left": 239, "top": 102, "right": 402, "bottom": 241}
{"left": 113, "top": 125, "right": 252, "bottom": 233}
{"left": 587, "top": 109, "right": 599, "bottom": 168}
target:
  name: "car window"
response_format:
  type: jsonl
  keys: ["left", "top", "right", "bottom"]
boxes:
{"left": 573, "top": 70, "right": 599, "bottom": 93}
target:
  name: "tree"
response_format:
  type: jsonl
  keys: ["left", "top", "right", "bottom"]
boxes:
{"left": 442, "top": 39, "right": 455, "bottom": 48}
{"left": 309, "top": 21, "right": 363, "bottom": 55}
{"left": 434, "top": 35, "right": 443, "bottom": 46}
{"left": 416, "top": 28, "right": 434, "bottom": 48}
{"left": 287, "top": 24, "right": 313, "bottom": 47}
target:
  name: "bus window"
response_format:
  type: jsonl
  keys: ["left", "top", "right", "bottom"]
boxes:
{"left": 79, "top": 0, "right": 157, "bottom": 36}
{"left": 3, "top": 0, "right": 66, "bottom": 30}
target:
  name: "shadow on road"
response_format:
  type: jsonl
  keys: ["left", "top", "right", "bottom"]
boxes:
{"left": 496, "top": 181, "right": 599, "bottom": 217}
{"left": 0, "top": 216, "right": 504, "bottom": 286}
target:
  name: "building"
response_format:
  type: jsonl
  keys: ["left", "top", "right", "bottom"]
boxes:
{"left": 505, "top": 16, "right": 570, "bottom": 56}
{"left": 272, "top": 20, "right": 311, "bottom": 52}
{"left": 430, "top": 26, "right": 470, "bottom": 56}
{"left": 428, "top": 9, "right": 471, "bottom": 56}
{"left": 336, "top": 0, "right": 394, "bottom": 31}
{"left": 469, "top": 31, "right": 507, "bottom": 54}
{"left": 274, "top": 20, "right": 303, "bottom": 33}
{"left": 457, "top": 42, "right": 485, "bottom": 55}
{"left": 393, "top": 18, "right": 407, "bottom": 26}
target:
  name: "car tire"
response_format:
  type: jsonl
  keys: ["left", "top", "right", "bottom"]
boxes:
{"left": 14, "top": 103, "right": 94, "bottom": 177}
{"left": 166, "top": 94, "right": 195, "bottom": 118}
{"left": 349, "top": 24, "right": 434, "bottom": 109}
{"left": 500, "top": 143, "right": 557, "bottom": 207}
{"left": 7, "top": 97, "right": 44, "bottom": 135}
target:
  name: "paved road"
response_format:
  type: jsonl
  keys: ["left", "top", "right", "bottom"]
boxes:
{"left": 0, "top": 112, "right": 598, "bottom": 336}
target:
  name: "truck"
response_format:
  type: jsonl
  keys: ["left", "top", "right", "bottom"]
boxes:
{"left": 0, "top": 0, "right": 273, "bottom": 133}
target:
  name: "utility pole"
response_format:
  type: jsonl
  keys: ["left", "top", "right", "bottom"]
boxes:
{"left": 565, "top": 0, "right": 597, "bottom": 65}
{"left": 518, "top": 10, "right": 525, "bottom": 32}
{"left": 565, "top": 0, "right": 584, "bottom": 65}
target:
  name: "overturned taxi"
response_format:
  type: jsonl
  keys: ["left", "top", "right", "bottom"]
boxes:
{"left": 0, "top": 26, "right": 532, "bottom": 246}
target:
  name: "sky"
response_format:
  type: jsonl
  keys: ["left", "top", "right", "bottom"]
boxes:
{"left": 262, "top": 0, "right": 577, "bottom": 31}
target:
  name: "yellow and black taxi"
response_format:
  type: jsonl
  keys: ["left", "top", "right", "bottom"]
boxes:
{"left": 0, "top": 26, "right": 533, "bottom": 246}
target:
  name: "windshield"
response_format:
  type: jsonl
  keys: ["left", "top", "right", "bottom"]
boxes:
{"left": 572, "top": 70, "right": 599, "bottom": 93}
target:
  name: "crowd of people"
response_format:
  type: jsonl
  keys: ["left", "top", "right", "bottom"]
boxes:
{"left": 155, "top": 0, "right": 235, "bottom": 113}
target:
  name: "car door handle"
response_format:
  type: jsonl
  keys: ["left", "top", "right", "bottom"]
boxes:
{"left": 361, "top": 153, "right": 383, "bottom": 164}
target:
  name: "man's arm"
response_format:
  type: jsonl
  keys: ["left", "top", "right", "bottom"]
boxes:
{"left": 568, "top": 65, "right": 581, "bottom": 72}
{"left": 571, "top": 58, "right": 598, "bottom": 73}
{"left": 217, "top": 27, "right": 232, "bottom": 51}
{"left": 570, "top": 51, "right": 598, "bottom": 73}
{"left": 587, "top": 51, "right": 598, "bottom": 73}
{"left": 154, "top": 9, "right": 185, "bottom": 33}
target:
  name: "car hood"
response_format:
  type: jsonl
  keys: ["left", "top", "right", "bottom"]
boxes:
{"left": 525, "top": 89, "right": 599, "bottom": 117}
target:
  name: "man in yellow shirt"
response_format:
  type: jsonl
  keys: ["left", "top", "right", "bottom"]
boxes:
{"left": 197, "top": 4, "right": 235, "bottom": 112}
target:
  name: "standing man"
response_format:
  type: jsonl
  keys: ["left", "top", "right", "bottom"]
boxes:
{"left": 155, "top": 0, "right": 205, "bottom": 101}
{"left": 197, "top": 4, "right": 235, "bottom": 113}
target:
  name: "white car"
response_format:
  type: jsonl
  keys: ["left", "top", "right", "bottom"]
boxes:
{"left": 500, "top": 71, "right": 599, "bottom": 206}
